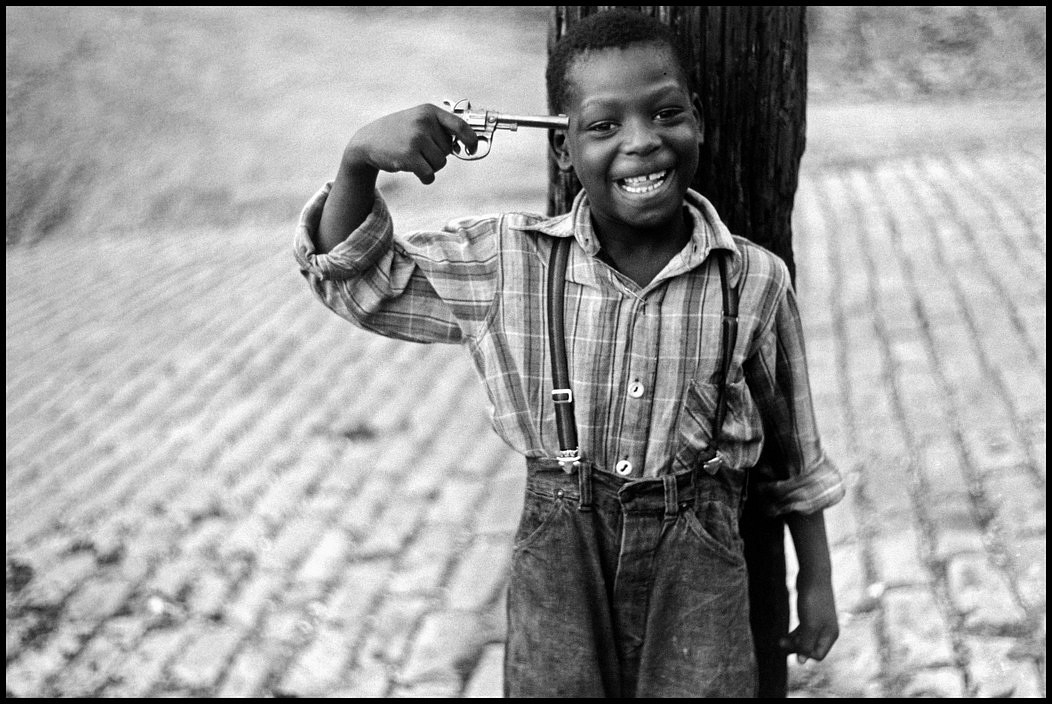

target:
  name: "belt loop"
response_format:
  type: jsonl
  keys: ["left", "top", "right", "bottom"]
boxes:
{"left": 578, "top": 462, "right": 593, "bottom": 512}
{"left": 662, "top": 474, "right": 678, "bottom": 525}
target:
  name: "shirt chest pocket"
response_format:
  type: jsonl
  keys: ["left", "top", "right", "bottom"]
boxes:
{"left": 672, "top": 377, "right": 763, "bottom": 473}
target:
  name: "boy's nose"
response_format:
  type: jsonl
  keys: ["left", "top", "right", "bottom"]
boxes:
{"left": 621, "top": 117, "right": 661, "bottom": 154}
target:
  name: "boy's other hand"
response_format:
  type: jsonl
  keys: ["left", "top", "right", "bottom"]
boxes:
{"left": 344, "top": 104, "right": 479, "bottom": 185}
{"left": 780, "top": 572, "right": 839, "bottom": 664}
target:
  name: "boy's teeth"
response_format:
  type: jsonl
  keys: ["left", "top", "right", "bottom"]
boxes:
{"left": 618, "top": 169, "right": 669, "bottom": 194}
{"left": 622, "top": 170, "right": 667, "bottom": 185}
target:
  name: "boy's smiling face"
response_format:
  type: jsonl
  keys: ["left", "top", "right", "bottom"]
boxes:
{"left": 557, "top": 41, "right": 702, "bottom": 241}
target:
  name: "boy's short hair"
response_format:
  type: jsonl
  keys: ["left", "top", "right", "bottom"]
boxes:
{"left": 546, "top": 9, "right": 693, "bottom": 114}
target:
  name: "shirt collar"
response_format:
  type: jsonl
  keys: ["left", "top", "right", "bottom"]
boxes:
{"left": 512, "top": 188, "right": 743, "bottom": 289}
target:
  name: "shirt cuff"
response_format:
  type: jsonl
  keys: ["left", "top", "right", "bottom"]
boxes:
{"left": 293, "top": 183, "right": 393, "bottom": 281}
{"left": 753, "top": 451, "right": 846, "bottom": 517}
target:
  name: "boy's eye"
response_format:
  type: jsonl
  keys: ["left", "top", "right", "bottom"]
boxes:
{"left": 587, "top": 121, "right": 616, "bottom": 133}
{"left": 655, "top": 107, "right": 685, "bottom": 120}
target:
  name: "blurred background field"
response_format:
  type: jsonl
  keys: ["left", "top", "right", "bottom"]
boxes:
{"left": 5, "top": 5, "right": 1046, "bottom": 245}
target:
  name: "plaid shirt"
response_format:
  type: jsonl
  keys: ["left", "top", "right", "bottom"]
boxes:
{"left": 294, "top": 183, "right": 844, "bottom": 516}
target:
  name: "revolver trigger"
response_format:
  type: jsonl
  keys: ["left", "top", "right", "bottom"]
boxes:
{"left": 450, "top": 133, "right": 486, "bottom": 157}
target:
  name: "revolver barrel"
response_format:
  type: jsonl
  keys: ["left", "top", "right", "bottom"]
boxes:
{"left": 495, "top": 113, "right": 569, "bottom": 131}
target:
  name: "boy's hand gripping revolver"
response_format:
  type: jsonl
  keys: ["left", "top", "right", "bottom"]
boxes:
{"left": 442, "top": 99, "right": 568, "bottom": 160}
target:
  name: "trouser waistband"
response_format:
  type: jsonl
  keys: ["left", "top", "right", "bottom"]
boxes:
{"left": 525, "top": 458, "right": 743, "bottom": 516}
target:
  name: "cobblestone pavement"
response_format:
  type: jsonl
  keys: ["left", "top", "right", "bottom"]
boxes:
{"left": 6, "top": 142, "right": 1045, "bottom": 695}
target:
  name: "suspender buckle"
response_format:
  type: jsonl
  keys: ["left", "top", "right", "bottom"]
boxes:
{"left": 702, "top": 451, "right": 724, "bottom": 475}
{"left": 551, "top": 388, "right": 574, "bottom": 404}
{"left": 556, "top": 448, "right": 582, "bottom": 473}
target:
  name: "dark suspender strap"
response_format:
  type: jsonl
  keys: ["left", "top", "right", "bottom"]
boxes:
{"left": 709, "top": 250, "right": 740, "bottom": 459}
{"left": 547, "top": 237, "right": 580, "bottom": 471}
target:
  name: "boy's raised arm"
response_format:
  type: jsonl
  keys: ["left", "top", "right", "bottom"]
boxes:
{"left": 316, "top": 104, "right": 479, "bottom": 253}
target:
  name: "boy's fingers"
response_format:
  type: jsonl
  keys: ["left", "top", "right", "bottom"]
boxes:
{"left": 781, "top": 627, "right": 818, "bottom": 660}
{"left": 434, "top": 109, "right": 479, "bottom": 152}
{"left": 405, "top": 154, "right": 436, "bottom": 185}
{"left": 812, "top": 628, "right": 838, "bottom": 661}
{"left": 781, "top": 624, "right": 837, "bottom": 663}
{"left": 428, "top": 121, "right": 453, "bottom": 154}
{"left": 419, "top": 137, "right": 448, "bottom": 173}
{"left": 811, "top": 639, "right": 831, "bottom": 661}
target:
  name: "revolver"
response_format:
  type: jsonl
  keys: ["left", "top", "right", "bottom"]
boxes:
{"left": 442, "top": 99, "right": 568, "bottom": 160}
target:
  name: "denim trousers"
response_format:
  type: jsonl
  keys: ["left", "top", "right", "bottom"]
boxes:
{"left": 504, "top": 459, "right": 757, "bottom": 698}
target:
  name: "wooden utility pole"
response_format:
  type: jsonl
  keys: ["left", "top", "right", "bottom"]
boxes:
{"left": 548, "top": 6, "right": 809, "bottom": 697}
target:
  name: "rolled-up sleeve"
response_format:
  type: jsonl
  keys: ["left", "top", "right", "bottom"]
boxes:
{"left": 744, "top": 282, "right": 845, "bottom": 516}
{"left": 293, "top": 183, "right": 499, "bottom": 344}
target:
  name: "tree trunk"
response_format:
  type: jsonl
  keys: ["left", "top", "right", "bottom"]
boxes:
{"left": 548, "top": 7, "right": 808, "bottom": 697}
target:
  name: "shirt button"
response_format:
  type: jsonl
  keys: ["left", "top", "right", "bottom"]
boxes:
{"left": 627, "top": 381, "right": 645, "bottom": 398}
{"left": 615, "top": 460, "right": 633, "bottom": 476}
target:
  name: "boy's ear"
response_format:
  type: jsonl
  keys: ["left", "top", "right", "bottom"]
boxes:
{"left": 691, "top": 92, "right": 705, "bottom": 146}
{"left": 549, "top": 128, "right": 574, "bottom": 172}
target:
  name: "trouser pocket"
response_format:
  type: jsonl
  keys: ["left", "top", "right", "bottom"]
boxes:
{"left": 681, "top": 498, "right": 745, "bottom": 566}
{"left": 512, "top": 486, "right": 567, "bottom": 553}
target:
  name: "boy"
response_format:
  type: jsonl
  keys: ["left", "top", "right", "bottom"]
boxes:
{"left": 295, "top": 9, "right": 843, "bottom": 698}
